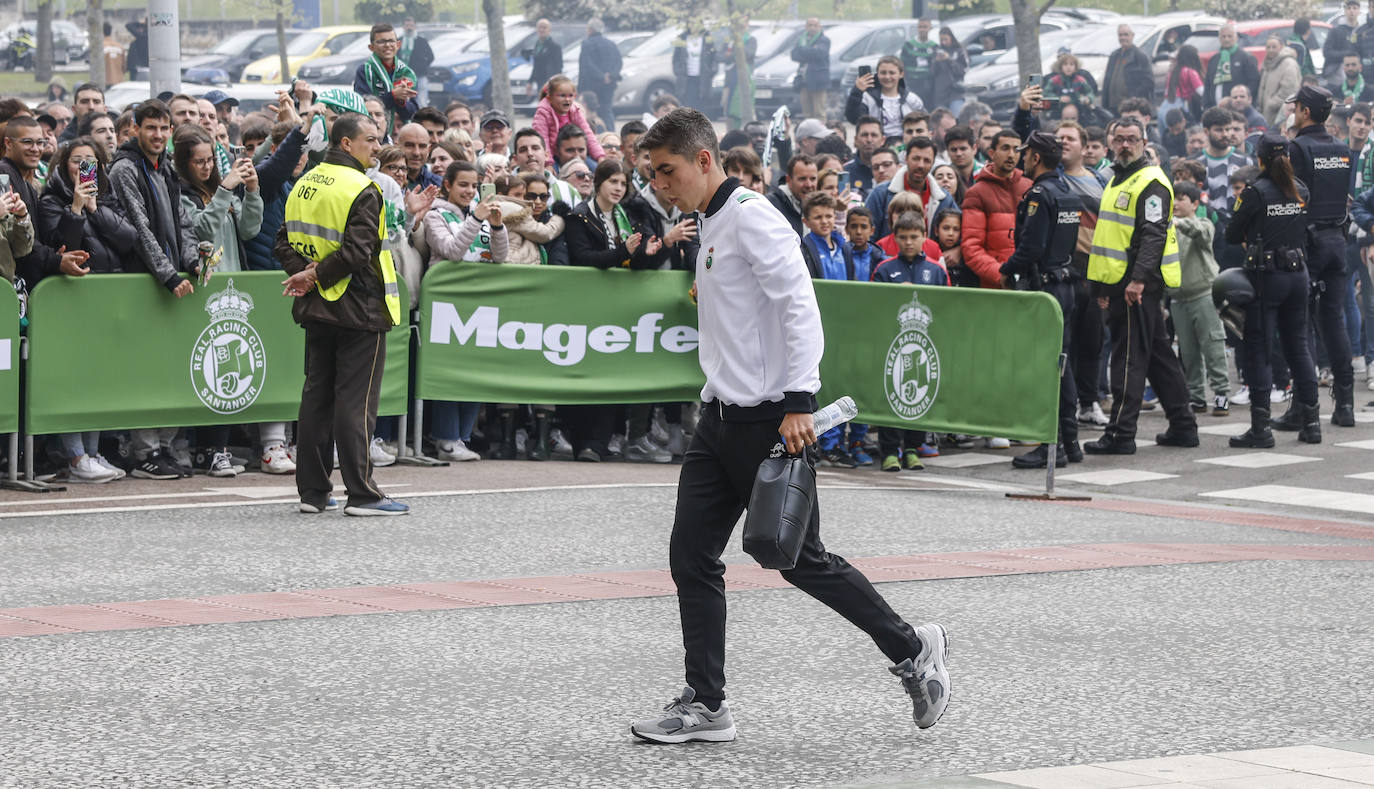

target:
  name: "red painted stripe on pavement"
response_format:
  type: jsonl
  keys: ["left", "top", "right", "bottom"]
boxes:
{"left": 1054, "top": 499, "right": 1374, "bottom": 541}
{"left": 4, "top": 542, "right": 1374, "bottom": 640}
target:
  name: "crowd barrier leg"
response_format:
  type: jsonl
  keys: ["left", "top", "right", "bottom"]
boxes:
{"left": 1008, "top": 353, "right": 1089, "bottom": 502}
{"left": 2, "top": 338, "right": 64, "bottom": 493}
{"left": 394, "top": 396, "right": 446, "bottom": 467}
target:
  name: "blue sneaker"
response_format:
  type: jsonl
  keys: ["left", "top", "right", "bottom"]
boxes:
{"left": 1142, "top": 385, "right": 1159, "bottom": 410}
{"left": 343, "top": 498, "right": 410, "bottom": 517}
{"left": 298, "top": 497, "right": 339, "bottom": 514}
{"left": 916, "top": 443, "right": 939, "bottom": 458}
{"left": 849, "top": 442, "right": 874, "bottom": 466}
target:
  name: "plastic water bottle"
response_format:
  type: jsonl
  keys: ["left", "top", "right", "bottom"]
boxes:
{"left": 812, "top": 396, "right": 858, "bottom": 435}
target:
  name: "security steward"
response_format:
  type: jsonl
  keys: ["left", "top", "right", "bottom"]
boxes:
{"left": 1284, "top": 85, "right": 1357, "bottom": 429}
{"left": 1225, "top": 133, "right": 1323, "bottom": 446}
{"left": 1083, "top": 117, "right": 1199, "bottom": 455}
{"left": 1001, "top": 131, "right": 1084, "bottom": 469}
{"left": 276, "top": 112, "right": 409, "bottom": 517}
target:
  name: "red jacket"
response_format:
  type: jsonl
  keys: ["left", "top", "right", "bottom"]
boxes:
{"left": 959, "top": 165, "right": 1030, "bottom": 289}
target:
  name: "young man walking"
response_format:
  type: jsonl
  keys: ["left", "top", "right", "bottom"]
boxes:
{"left": 630, "top": 108, "right": 950, "bottom": 744}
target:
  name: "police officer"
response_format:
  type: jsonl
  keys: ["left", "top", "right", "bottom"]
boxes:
{"left": 1285, "top": 84, "right": 1358, "bottom": 428}
{"left": 276, "top": 112, "right": 409, "bottom": 516}
{"left": 1225, "top": 133, "right": 1323, "bottom": 446}
{"left": 1002, "top": 131, "right": 1084, "bottom": 469}
{"left": 1083, "top": 117, "right": 1199, "bottom": 455}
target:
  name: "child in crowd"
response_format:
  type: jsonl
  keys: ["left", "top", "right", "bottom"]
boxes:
{"left": 931, "top": 208, "right": 969, "bottom": 287}
{"left": 874, "top": 191, "right": 944, "bottom": 265}
{"left": 872, "top": 211, "right": 948, "bottom": 471}
{"left": 846, "top": 206, "right": 880, "bottom": 283}
{"left": 1170, "top": 181, "right": 1231, "bottom": 416}
{"left": 799, "top": 192, "right": 868, "bottom": 467}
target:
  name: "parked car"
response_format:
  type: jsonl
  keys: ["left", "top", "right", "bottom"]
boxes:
{"left": 183, "top": 29, "right": 308, "bottom": 85}
{"left": 240, "top": 25, "right": 371, "bottom": 84}
{"left": 296, "top": 24, "right": 473, "bottom": 86}
{"left": 752, "top": 20, "right": 925, "bottom": 117}
{"left": 100, "top": 81, "right": 287, "bottom": 116}
{"left": 0, "top": 20, "right": 87, "bottom": 66}
{"left": 1184, "top": 19, "right": 1332, "bottom": 74}
{"left": 428, "top": 22, "right": 584, "bottom": 107}
{"left": 509, "top": 31, "right": 651, "bottom": 109}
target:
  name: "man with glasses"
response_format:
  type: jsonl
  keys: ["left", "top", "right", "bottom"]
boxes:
{"left": 355, "top": 22, "right": 419, "bottom": 138}
{"left": 511, "top": 127, "right": 579, "bottom": 208}
{"left": 1102, "top": 25, "right": 1154, "bottom": 115}
{"left": 869, "top": 147, "right": 899, "bottom": 190}
{"left": 1, "top": 115, "right": 88, "bottom": 284}
{"left": 1084, "top": 117, "right": 1199, "bottom": 455}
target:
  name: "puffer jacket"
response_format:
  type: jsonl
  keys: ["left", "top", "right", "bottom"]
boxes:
{"left": 496, "top": 198, "right": 564, "bottom": 265}
{"left": 37, "top": 170, "right": 138, "bottom": 273}
{"left": 1259, "top": 47, "right": 1301, "bottom": 127}
{"left": 0, "top": 212, "right": 34, "bottom": 283}
{"left": 532, "top": 97, "right": 605, "bottom": 167}
{"left": 960, "top": 164, "right": 1031, "bottom": 289}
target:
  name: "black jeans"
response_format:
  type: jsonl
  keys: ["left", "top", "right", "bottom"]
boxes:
{"left": 1241, "top": 268, "right": 1319, "bottom": 410}
{"left": 297, "top": 321, "right": 387, "bottom": 509}
{"left": 1103, "top": 290, "right": 1196, "bottom": 440}
{"left": 669, "top": 406, "right": 922, "bottom": 705}
{"left": 1071, "top": 279, "right": 1105, "bottom": 408}
{"left": 1307, "top": 229, "right": 1354, "bottom": 389}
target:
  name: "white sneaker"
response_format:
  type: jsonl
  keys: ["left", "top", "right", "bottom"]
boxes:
{"left": 984, "top": 437, "right": 1011, "bottom": 449}
{"left": 92, "top": 454, "right": 126, "bottom": 480}
{"left": 68, "top": 454, "right": 118, "bottom": 483}
{"left": 380, "top": 440, "right": 401, "bottom": 457}
{"left": 608, "top": 433, "right": 626, "bottom": 456}
{"left": 1078, "top": 401, "right": 1109, "bottom": 426}
{"left": 208, "top": 451, "right": 240, "bottom": 478}
{"left": 650, "top": 414, "right": 671, "bottom": 447}
{"left": 261, "top": 443, "right": 297, "bottom": 474}
{"left": 370, "top": 437, "right": 397, "bottom": 467}
{"left": 550, "top": 428, "right": 574, "bottom": 456}
{"left": 286, "top": 443, "right": 298, "bottom": 463}
{"left": 515, "top": 428, "right": 528, "bottom": 457}
{"left": 666, "top": 424, "right": 686, "bottom": 457}
{"left": 1232, "top": 385, "right": 1251, "bottom": 405}
{"left": 168, "top": 441, "right": 193, "bottom": 471}
{"left": 1271, "top": 387, "right": 1291, "bottom": 403}
{"left": 437, "top": 439, "right": 481, "bottom": 462}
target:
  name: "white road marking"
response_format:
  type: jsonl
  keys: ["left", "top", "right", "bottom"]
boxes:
{"left": 1056, "top": 469, "right": 1178, "bottom": 486}
{"left": 1200, "top": 484, "right": 1374, "bottom": 515}
{"left": 1195, "top": 453, "right": 1321, "bottom": 469}
{"left": 922, "top": 453, "right": 1009, "bottom": 468}
{"left": 1196, "top": 423, "right": 1249, "bottom": 436}
{"left": 1335, "top": 440, "right": 1374, "bottom": 451}
{"left": 1347, "top": 472, "right": 1374, "bottom": 481}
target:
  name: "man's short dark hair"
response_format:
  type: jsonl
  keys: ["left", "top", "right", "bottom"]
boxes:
{"left": 815, "top": 133, "right": 850, "bottom": 160}
{"left": 1345, "top": 52, "right": 1362, "bottom": 63}
{"left": 723, "top": 145, "right": 762, "bottom": 180}
{"left": 906, "top": 135, "right": 936, "bottom": 155}
{"left": 134, "top": 99, "right": 171, "bottom": 125}
{"left": 619, "top": 119, "right": 648, "bottom": 139}
{"left": 943, "top": 125, "right": 974, "bottom": 147}
{"left": 1172, "top": 158, "right": 1206, "bottom": 185}
{"left": 902, "top": 110, "right": 931, "bottom": 128}
{"left": 786, "top": 152, "right": 818, "bottom": 176}
{"left": 555, "top": 124, "right": 587, "bottom": 146}
{"left": 413, "top": 106, "right": 445, "bottom": 127}
{"left": 846, "top": 205, "right": 873, "bottom": 224}
{"left": 1201, "top": 106, "right": 1231, "bottom": 129}
{"left": 74, "top": 82, "right": 103, "bottom": 100}
{"left": 802, "top": 191, "right": 837, "bottom": 216}
{"left": 1115, "top": 116, "right": 1147, "bottom": 139}
{"left": 513, "top": 127, "right": 543, "bottom": 149}
{"left": 1118, "top": 97, "right": 1153, "bottom": 119}
{"left": 719, "top": 129, "right": 750, "bottom": 151}
{"left": 991, "top": 128, "right": 1021, "bottom": 148}
{"left": 1295, "top": 17, "right": 1310, "bottom": 35}
{"left": 636, "top": 107, "right": 721, "bottom": 165}
{"left": 1307, "top": 101, "right": 1333, "bottom": 124}
{"left": 240, "top": 116, "right": 272, "bottom": 146}
{"left": 330, "top": 112, "right": 375, "bottom": 147}
{"left": 1165, "top": 108, "right": 1186, "bottom": 126}
{"left": 855, "top": 115, "right": 883, "bottom": 135}
{"left": 268, "top": 120, "right": 295, "bottom": 147}
{"left": 1085, "top": 125, "right": 1105, "bottom": 143}
{"left": 871, "top": 146, "right": 897, "bottom": 161}
{"left": 651, "top": 93, "right": 681, "bottom": 114}
{"left": 444, "top": 100, "right": 471, "bottom": 118}
{"left": 1173, "top": 180, "right": 1201, "bottom": 203}
{"left": 76, "top": 110, "right": 116, "bottom": 137}
{"left": 893, "top": 210, "right": 926, "bottom": 235}
{"left": 1354, "top": 102, "right": 1372, "bottom": 120}
{"left": 370, "top": 23, "right": 394, "bottom": 43}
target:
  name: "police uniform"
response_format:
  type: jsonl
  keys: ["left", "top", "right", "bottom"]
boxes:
{"left": 1083, "top": 148, "right": 1199, "bottom": 454}
{"left": 1001, "top": 132, "right": 1084, "bottom": 468}
{"left": 275, "top": 147, "right": 404, "bottom": 513}
{"left": 1225, "top": 133, "right": 1322, "bottom": 446}
{"left": 669, "top": 176, "right": 922, "bottom": 711}
{"left": 1285, "top": 85, "right": 1358, "bottom": 427}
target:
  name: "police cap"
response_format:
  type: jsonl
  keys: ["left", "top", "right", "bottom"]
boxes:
{"left": 1285, "top": 84, "right": 1334, "bottom": 112}
{"left": 1017, "top": 130, "right": 1062, "bottom": 157}
{"left": 1257, "top": 132, "right": 1289, "bottom": 160}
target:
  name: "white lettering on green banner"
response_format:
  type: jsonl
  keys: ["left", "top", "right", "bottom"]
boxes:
{"left": 428, "top": 302, "right": 699, "bottom": 366}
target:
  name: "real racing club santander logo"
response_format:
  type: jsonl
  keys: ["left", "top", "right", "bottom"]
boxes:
{"left": 883, "top": 294, "right": 940, "bottom": 421}
{"left": 191, "top": 280, "right": 266, "bottom": 414}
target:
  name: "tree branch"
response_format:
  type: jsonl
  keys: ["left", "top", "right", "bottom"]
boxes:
{"left": 1036, "top": 0, "right": 1058, "bottom": 17}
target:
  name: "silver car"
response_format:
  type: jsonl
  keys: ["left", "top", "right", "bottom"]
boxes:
{"left": 509, "top": 31, "right": 653, "bottom": 110}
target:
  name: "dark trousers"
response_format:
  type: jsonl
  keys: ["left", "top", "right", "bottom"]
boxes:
{"left": 1307, "top": 229, "right": 1354, "bottom": 389}
{"left": 1071, "top": 279, "right": 1105, "bottom": 407}
{"left": 1241, "top": 269, "right": 1319, "bottom": 410}
{"left": 561, "top": 404, "right": 615, "bottom": 457}
{"left": 1046, "top": 280, "right": 1079, "bottom": 444}
{"left": 297, "top": 321, "right": 387, "bottom": 509}
{"left": 670, "top": 407, "right": 921, "bottom": 704}
{"left": 879, "top": 428, "right": 923, "bottom": 457}
{"left": 1103, "top": 290, "right": 1196, "bottom": 440}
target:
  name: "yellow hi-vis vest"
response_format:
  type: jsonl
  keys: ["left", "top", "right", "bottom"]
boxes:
{"left": 284, "top": 161, "right": 402, "bottom": 326}
{"left": 1088, "top": 164, "right": 1181, "bottom": 289}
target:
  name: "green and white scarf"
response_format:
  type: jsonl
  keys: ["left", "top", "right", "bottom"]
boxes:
{"left": 441, "top": 209, "right": 493, "bottom": 261}
{"left": 1343, "top": 74, "right": 1367, "bottom": 101}
{"left": 361, "top": 53, "right": 418, "bottom": 136}
{"left": 1214, "top": 46, "right": 1236, "bottom": 85}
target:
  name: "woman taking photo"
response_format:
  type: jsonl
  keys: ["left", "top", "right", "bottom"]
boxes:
{"left": 845, "top": 55, "right": 924, "bottom": 141}
{"left": 1224, "top": 133, "right": 1321, "bottom": 448}
{"left": 38, "top": 136, "right": 139, "bottom": 483}
{"left": 930, "top": 26, "right": 968, "bottom": 113}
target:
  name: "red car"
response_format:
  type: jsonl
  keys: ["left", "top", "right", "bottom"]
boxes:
{"left": 1183, "top": 19, "right": 1332, "bottom": 72}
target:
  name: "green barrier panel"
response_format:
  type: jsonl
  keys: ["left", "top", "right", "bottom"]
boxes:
{"left": 26, "top": 272, "right": 410, "bottom": 433}
{"left": 0, "top": 285, "right": 18, "bottom": 434}
{"left": 416, "top": 264, "right": 1063, "bottom": 442}
{"left": 380, "top": 276, "right": 410, "bottom": 418}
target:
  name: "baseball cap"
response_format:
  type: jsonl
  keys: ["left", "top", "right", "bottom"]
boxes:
{"left": 1257, "top": 132, "right": 1289, "bottom": 160}
{"left": 480, "top": 109, "right": 511, "bottom": 129}
{"left": 200, "top": 89, "right": 239, "bottom": 107}
{"left": 795, "top": 118, "right": 829, "bottom": 140}
{"left": 1285, "top": 84, "right": 1334, "bottom": 111}
{"left": 1017, "top": 130, "right": 1062, "bottom": 157}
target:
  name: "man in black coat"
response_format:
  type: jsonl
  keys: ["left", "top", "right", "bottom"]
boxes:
{"left": 528, "top": 18, "right": 563, "bottom": 92}
{"left": 400, "top": 17, "right": 435, "bottom": 107}
{"left": 125, "top": 18, "right": 148, "bottom": 80}
{"left": 1102, "top": 24, "right": 1154, "bottom": 113}
{"left": 578, "top": 18, "right": 622, "bottom": 126}
{"left": 1204, "top": 23, "right": 1262, "bottom": 108}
